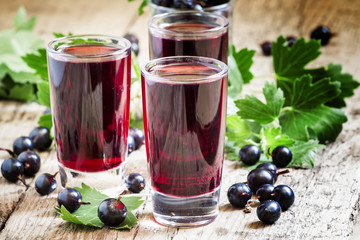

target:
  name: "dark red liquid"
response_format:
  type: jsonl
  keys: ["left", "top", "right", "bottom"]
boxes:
{"left": 141, "top": 64, "right": 227, "bottom": 197}
{"left": 48, "top": 45, "right": 131, "bottom": 172}
{"left": 149, "top": 23, "right": 228, "bottom": 63}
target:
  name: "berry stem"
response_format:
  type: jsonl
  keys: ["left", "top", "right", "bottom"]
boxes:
{"left": 277, "top": 169, "right": 290, "bottom": 176}
{"left": 0, "top": 147, "right": 16, "bottom": 157}
{"left": 18, "top": 175, "right": 29, "bottom": 188}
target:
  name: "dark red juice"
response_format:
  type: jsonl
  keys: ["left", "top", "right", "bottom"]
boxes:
{"left": 141, "top": 63, "right": 227, "bottom": 197}
{"left": 48, "top": 45, "right": 131, "bottom": 172}
{"left": 149, "top": 23, "right": 228, "bottom": 63}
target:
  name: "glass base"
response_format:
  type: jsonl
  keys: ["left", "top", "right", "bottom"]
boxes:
{"left": 58, "top": 163, "right": 126, "bottom": 197}
{"left": 152, "top": 187, "right": 220, "bottom": 227}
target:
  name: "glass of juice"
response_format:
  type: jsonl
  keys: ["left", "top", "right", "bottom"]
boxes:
{"left": 141, "top": 56, "right": 228, "bottom": 227}
{"left": 148, "top": 11, "right": 229, "bottom": 63}
{"left": 47, "top": 34, "right": 131, "bottom": 194}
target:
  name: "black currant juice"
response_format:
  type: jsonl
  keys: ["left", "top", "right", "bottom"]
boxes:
{"left": 48, "top": 44, "right": 131, "bottom": 173}
{"left": 141, "top": 57, "right": 228, "bottom": 227}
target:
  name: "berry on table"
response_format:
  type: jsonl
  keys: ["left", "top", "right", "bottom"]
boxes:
{"left": 270, "top": 185, "right": 295, "bottom": 211}
{"left": 18, "top": 151, "right": 41, "bottom": 177}
{"left": 271, "top": 146, "right": 293, "bottom": 168}
{"left": 57, "top": 188, "right": 89, "bottom": 213}
{"left": 255, "top": 184, "right": 275, "bottom": 203}
{"left": 256, "top": 162, "right": 290, "bottom": 183}
{"left": 29, "top": 127, "right": 52, "bottom": 151}
{"left": 257, "top": 200, "right": 281, "bottom": 224}
{"left": 125, "top": 173, "right": 146, "bottom": 193}
{"left": 239, "top": 144, "right": 260, "bottom": 166}
{"left": 127, "top": 135, "right": 136, "bottom": 155}
{"left": 247, "top": 169, "right": 275, "bottom": 193}
{"left": 35, "top": 172, "right": 58, "bottom": 195}
{"left": 227, "top": 183, "right": 252, "bottom": 208}
{"left": 129, "top": 128, "right": 145, "bottom": 150}
{"left": 260, "top": 41, "right": 272, "bottom": 56}
{"left": 310, "top": 25, "right": 333, "bottom": 46}
{"left": 286, "top": 36, "right": 297, "bottom": 47}
{"left": 13, "top": 136, "right": 34, "bottom": 156}
{"left": 98, "top": 197, "right": 127, "bottom": 226}
{"left": 1, "top": 158, "right": 28, "bottom": 186}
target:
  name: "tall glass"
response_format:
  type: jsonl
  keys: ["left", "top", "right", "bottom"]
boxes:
{"left": 141, "top": 56, "right": 228, "bottom": 227}
{"left": 47, "top": 35, "right": 131, "bottom": 194}
{"left": 148, "top": 11, "right": 229, "bottom": 63}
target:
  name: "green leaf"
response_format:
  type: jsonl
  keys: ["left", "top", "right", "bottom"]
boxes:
{"left": 324, "top": 64, "right": 360, "bottom": 108}
{"left": 235, "top": 82, "right": 284, "bottom": 124}
{"left": 8, "top": 84, "right": 35, "bottom": 101}
{"left": 37, "top": 81, "right": 51, "bottom": 108}
{"left": 280, "top": 106, "right": 347, "bottom": 143}
{"left": 227, "top": 52, "right": 243, "bottom": 98}
{"left": 38, "top": 113, "right": 52, "bottom": 130}
{"left": 290, "top": 140, "right": 325, "bottom": 168}
{"left": 131, "top": 51, "right": 141, "bottom": 82}
{"left": 13, "top": 7, "right": 36, "bottom": 31}
{"left": 22, "top": 49, "right": 48, "bottom": 80}
{"left": 260, "top": 127, "right": 295, "bottom": 157}
{"left": 59, "top": 183, "right": 144, "bottom": 229}
{"left": 128, "top": 0, "right": 148, "bottom": 15}
{"left": 290, "top": 75, "right": 341, "bottom": 109}
{"left": 232, "top": 46, "right": 255, "bottom": 84}
{"left": 226, "top": 115, "right": 252, "bottom": 145}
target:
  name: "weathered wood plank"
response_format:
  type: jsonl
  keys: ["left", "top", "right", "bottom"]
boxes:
{"left": 0, "top": 0, "right": 360, "bottom": 239}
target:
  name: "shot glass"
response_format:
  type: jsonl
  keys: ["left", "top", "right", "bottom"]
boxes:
{"left": 47, "top": 35, "right": 131, "bottom": 194}
{"left": 141, "top": 56, "right": 228, "bottom": 227}
{"left": 148, "top": 11, "right": 229, "bottom": 63}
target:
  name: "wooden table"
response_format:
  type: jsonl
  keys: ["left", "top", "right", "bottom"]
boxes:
{"left": 1, "top": 0, "right": 360, "bottom": 239}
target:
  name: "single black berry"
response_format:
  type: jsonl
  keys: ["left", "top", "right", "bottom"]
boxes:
{"left": 129, "top": 128, "right": 145, "bottom": 150}
{"left": 255, "top": 184, "right": 274, "bottom": 203}
{"left": 227, "top": 183, "right": 252, "bottom": 208}
{"left": 271, "top": 146, "right": 292, "bottom": 168}
{"left": 247, "top": 169, "right": 275, "bottom": 193}
{"left": 239, "top": 144, "right": 260, "bottom": 166}
{"left": 127, "top": 135, "right": 135, "bottom": 155}
{"left": 58, "top": 188, "right": 88, "bottom": 213}
{"left": 125, "top": 173, "right": 146, "bottom": 193}
{"left": 257, "top": 200, "right": 281, "bottom": 224}
{"left": 29, "top": 127, "right": 52, "bottom": 151}
{"left": 286, "top": 36, "right": 297, "bottom": 47}
{"left": 260, "top": 41, "right": 272, "bottom": 56}
{"left": 35, "top": 173, "right": 57, "bottom": 195}
{"left": 123, "top": 33, "right": 139, "bottom": 56}
{"left": 1, "top": 158, "right": 27, "bottom": 186}
{"left": 310, "top": 26, "right": 332, "bottom": 46}
{"left": 256, "top": 162, "right": 289, "bottom": 183}
{"left": 270, "top": 185, "right": 295, "bottom": 211}
{"left": 18, "top": 151, "right": 41, "bottom": 177}
{"left": 13, "top": 136, "right": 34, "bottom": 155}
{"left": 98, "top": 197, "right": 127, "bottom": 226}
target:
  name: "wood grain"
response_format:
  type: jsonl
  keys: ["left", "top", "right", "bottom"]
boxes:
{"left": 0, "top": 0, "right": 360, "bottom": 239}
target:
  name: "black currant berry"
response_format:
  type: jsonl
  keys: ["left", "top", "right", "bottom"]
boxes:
{"left": 271, "top": 146, "right": 292, "bottom": 168}
{"left": 255, "top": 184, "right": 274, "bottom": 203}
{"left": 310, "top": 26, "right": 332, "bottom": 46}
{"left": 256, "top": 162, "right": 289, "bottom": 183}
{"left": 227, "top": 183, "right": 252, "bottom": 208}
{"left": 127, "top": 135, "right": 136, "bottom": 155}
{"left": 257, "top": 200, "right": 281, "bottom": 224}
{"left": 123, "top": 33, "right": 139, "bottom": 56}
{"left": 286, "top": 36, "right": 297, "bottom": 47}
{"left": 35, "top": 172, "right": 57, "bottom": 195}
{"left": 13, "top": 136, "right": 34, "bottom": 155}
{"left": 125, "top": 173, "right": 146, "bottom": 193}
{"left": 239, "top": 144, "right": 260, "bottom": 166}
{"left": 270, "top": 185, "right": 295, "bottom": 211}
{"left": 247, "top": 169, "right": 275, "bottom": 193}
{"left": 58, "top": 188, "right": 89, "bottom": 213}
{"left": 129, "top": 128, "right": 145, "bottom": 150}
{"left": 260, "top": 41, "right": 272, "bottom": 56}
{"left": 98, "top": 197, "right": 127, "bottom": 227}
{"left": 29, "top": 127, "right": 52, "bottom": 151}
{"left": 152, "top": 0, "right": 172, "bottom": 7}
{"left": 1, "top": 158, "right": 27, "bottom": 186}
{"left": 18, "top": 151, "right": 41, "bottom": 177}
{"left": 173, "top": 0, "right": 196, "bottom": 9}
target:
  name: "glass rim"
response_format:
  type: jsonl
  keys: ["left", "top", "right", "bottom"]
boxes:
{"left": 148, "top": 11, "right": 229, "bottom": 38}
{"left": 46, "top": 34, "right": 131, "bottom": 61}
{"left": 141, "top": 56, "right": 228, "bottom": 84}
{"left": 148, "top": 0, "right": 234, "bottom": 12}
